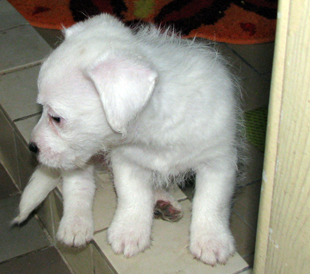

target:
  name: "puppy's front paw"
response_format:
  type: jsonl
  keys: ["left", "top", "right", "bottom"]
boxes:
{"left": 56, "top": 216, "right": 94, "bottom": 247}
{"left": 107, "top": 220, "right": 151, "bottom": 257}
{"left": 190, "top": 229, "right": 236, "bottom": 266}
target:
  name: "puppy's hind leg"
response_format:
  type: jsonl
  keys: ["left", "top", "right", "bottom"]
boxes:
{"left": 154, "top": 188, "right": 183, "bottom": 222}
{"left": 12, "top": 165, "right": 60, "bottom": 224}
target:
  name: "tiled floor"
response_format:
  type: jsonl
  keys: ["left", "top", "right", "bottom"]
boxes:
{"left": 0, "top": 0, "right": 274, "bottom": 273}
{"left": 0, "top": 163, "right": 73, "bottom": 273}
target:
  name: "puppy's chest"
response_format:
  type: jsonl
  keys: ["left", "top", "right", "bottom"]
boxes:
{"left": 119, "top": 144, "right": 199, "bottom": 175}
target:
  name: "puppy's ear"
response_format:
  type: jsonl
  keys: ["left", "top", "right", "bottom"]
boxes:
{"left": 63, "top": 22, "right": 85, "bottom": 38}
{"left": 85, "top": 56, "right": 157, "bottom": 135}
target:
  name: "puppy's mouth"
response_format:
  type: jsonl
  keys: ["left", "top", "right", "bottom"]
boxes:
{"left": 28, "top": 141, "right": 80, "bottom": 170}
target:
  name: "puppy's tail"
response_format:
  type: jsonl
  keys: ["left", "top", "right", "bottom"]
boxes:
{"left": 12, "top": 165, "right": 60, "bottom": 225}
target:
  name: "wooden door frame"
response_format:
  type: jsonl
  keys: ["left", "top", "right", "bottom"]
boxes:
{"left": 254, "top": 0, "right": 310, "bottom": 272}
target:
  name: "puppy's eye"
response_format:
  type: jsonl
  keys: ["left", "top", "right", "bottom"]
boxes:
{"left": 51, "top": 116, "right": 61, "bottom": 123}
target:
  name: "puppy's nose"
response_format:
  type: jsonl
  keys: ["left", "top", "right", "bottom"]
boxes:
{"left": 29, "top": 142, "right": 39, "bottom": 154}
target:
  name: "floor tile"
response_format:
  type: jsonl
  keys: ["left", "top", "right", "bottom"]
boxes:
{"left": 49, "top": 189, "right": 63, "bottom": 241}
{"left": 95, "top": 200, "right": 248, "bottom": 274}
{"left": 231, "top": 211, "right": 256, "bottom": 258}
{"left": 15, "top": 114, "right": 41, "bottom": 143}
{"left": 170, "top": 185, "right": 188, "bottom": 200}
{"left": 0, "top": 65, "right": 42, "bottom": 120}
{"left": 56, "top": 242, "right": 93, "bottom": 274}
{"left": 35, "top": 188, "right": 63, "bottom": 244}
{"left": 0, "top": 0, "right": 28, "bottom": 31}
{"left": 93, "top": 170, "right": 117, "bottom": 232}
{"left": 34, "top": 27, "right": 64, "bottom": 49}
{"left": 243, "top": 253, "right": 255, "bottom": 269}
{"left": 0, "top": 24, "right": 51, "bottom": 74}
{"left": 0, "top": 163, "right": 19, "bottom": 199}
{"left": 0, "top": 247, "right": 72, "bottom": 274}
{"left": 241, "top": 75, "right": 271, "bottom": 111}
{"left": 15, "top": 131, "right": 37, "bottom": 189}
{"left": 93, "top": 243, "right": 117, "bottom": 274}
{"left": 216, "top": 43, "right": 258, "bottom": 80}
{"left": 0, "top": 106, "right": 19, "bottom": 185}
{"left": 261, "top": 72, "right": 272, "bottom": 83}
{"left": 233, "top": 181, "right": 262, "bottom": 232}
{"left": 0, "top": 195, "right": 50, "bottom": 262}
{"left": 241, "top": 143, "right": 265, "bottom": 186}
{"left": 240, "top": 269, "right": 253, "bottom": 274}
{"left": 228, "top": 43, "right": 275, "bottom": 75}
{"left": 36, "top": 191, "right": 56, "bottom": 242}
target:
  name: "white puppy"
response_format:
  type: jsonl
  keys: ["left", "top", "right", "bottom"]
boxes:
{"left": 13, "top": 14, "right": 242, "bottom": 266}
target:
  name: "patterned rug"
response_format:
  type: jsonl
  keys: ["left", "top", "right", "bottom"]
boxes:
{"left": 8, "top": 0, "right": 277, "bottom": 44}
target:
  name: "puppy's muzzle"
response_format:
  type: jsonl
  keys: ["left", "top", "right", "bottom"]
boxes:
{"left": 29, "top": 142, "right": 39, "bottom": 154}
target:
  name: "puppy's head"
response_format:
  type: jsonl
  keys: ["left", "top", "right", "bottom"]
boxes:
{"left": 29, "top": 15, "right": 157, "bottom": 170}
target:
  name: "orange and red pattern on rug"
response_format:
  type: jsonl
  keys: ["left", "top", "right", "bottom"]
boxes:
{"left": 8, "top": 0, "right": 277, "bottom": 44}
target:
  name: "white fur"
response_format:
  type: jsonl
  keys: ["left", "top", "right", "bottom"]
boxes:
{"left": 13, "top": 165, "right": 60, "bottom": 224}
{"left": 56, "top": 165, "right": 96, "bottom": 246}
{"left": 15, "top": 14, "right": 242, "bottom": 265}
